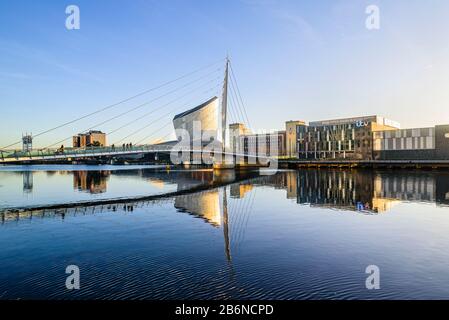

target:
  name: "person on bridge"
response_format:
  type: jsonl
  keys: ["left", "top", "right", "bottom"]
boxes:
{"left": 122, "top": 143, "right": 125, "bottom": 150}
{"left": 129, "top": 142, "right": 133, "bottom": 149}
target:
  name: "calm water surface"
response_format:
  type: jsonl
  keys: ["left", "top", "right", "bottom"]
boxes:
{"left": 1, "top": 165, "right": 449, "bottom": 299}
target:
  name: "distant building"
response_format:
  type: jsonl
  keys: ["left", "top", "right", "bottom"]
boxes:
{"left": 73, "top": 130, "right": 106, "bottom": 148}
{"left": 230, "top": 122, "right": 287, "bottom": 157}
{"left": 285, "top": 120, "right": 306, "bottom": 158}
{"left": 296, "top": 115, "right": 400, "bottom": 160}
{"left": 229, "top": 123, "right": 251, "bottom": 154}
{"left": 236, "top": 130, "right": 286, "bottom": 157}
{"left": 73, "top": 171, "right": 109, "bottom": 194}
{"left": 373, "top": 124, "right": 449, "bottom": 160}
{"left": 288, "top": 115, "right": 449, "bottom": 161}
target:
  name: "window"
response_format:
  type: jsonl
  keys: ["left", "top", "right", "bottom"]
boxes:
{"left": 406, "top": 137, "right": 412, "bottom": 149}
{"left": 426, "top": 136, "right": 434, "bottom": 149}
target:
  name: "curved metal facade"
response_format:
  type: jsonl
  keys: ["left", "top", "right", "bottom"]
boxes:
{"left": 173, "top": 97, "right": 219, "bottom": 143}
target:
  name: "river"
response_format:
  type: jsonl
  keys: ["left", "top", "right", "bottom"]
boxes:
{"left": 1, "top": 165, "right": 449, "bottom": 299}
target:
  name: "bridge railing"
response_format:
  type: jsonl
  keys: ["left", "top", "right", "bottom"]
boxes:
{"left": 0, "top": 144, "right": 176, "bottom": 161}
{"left": 0, "top": 144, "right": 278, "bottom": 162}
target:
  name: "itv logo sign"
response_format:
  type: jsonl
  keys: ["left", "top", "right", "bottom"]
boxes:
{"left": 355, "top": 120, "right": 369, "bottom": 128}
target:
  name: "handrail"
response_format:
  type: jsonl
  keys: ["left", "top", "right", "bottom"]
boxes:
{"left": 0, "top": 144, "right": 279, "bottom": 163}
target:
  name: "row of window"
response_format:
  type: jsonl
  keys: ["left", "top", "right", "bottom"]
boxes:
{"left": 373, "top": 136, "right": 435, "bottom": 151}
{"left": 297, "top": 127, "right": 356, "bottom": 142}
{"left": 373, "top": 128, "right": 434, "bottom": 139}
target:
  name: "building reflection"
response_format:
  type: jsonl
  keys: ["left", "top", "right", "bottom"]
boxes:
{"left": 18, "top": 167, "right": 250, "bottom": 198}
{"left": 9, "top": 168, "right": 449, "bottom": 268}
{"left": 73, "top": 171, "right": 110, "bottom": 194}
{"left": 175, "top": 190, "right": 222, "bottom": 227}
{"left": 16, "top": 168, "right": 449, "bottom": 217}
{"left": 436, "top": 175, "right": 449, "bottom": 207}
{"left": 173, "top": 187, "right": 235, "bottom": 262}
{"left": 296, "top": 170, "right": 378, "bottom": 212}
{"left": 230, "top": 183, "right": 253, "bottom": 199}
{"left": 248, "top": 170, "right": 449, "bottom": 214}
{"left": 22, "top": 171, "right": 33, "bottom": 193}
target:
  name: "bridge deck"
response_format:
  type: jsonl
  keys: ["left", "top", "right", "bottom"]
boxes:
{"left": 0, "top": 145, "right": 172, "bottom": 163}
{"left": 0, "top": 145, "right": 271, "bottom": 164}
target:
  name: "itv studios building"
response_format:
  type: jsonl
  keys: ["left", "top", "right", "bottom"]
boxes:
{"left": 285, "top": 115, "right": 449, "bottom": 161}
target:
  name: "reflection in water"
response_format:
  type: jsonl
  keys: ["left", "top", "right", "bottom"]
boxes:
{"left": 7, "top": 169, "right": 449, "bottom": 218}
{"left": 6, "top": 169, "right": 449, "bottom": 222}
{"left": 175, "top": 190, "right": 222, "bottom": 227}
{"left": 250, "top": 170, "right": 449, "bottom": 214}
{"left": 22, "top": 171, "right": 33, "bottom": 193}
{"left": 3, "top": 176, "right": 258, "bottom": 264}
{"left": 5, "top": 169, "right": 449, "bottom": 261}
{"left": 4, "top": 168, "right": 449, "bottom": 299}
{"left": 230, "top": 183, "right": 253, "bottom": 199}
{"left": 73, "top": 171, "right": 110, "bottom": 194}
{"left": 2, "top": 167, "right": 259, "bottom": 263}
{"left": 70, "top": 169, "right": 237, "bottom": 195}
{"left": 0, "top": 166, "right": 252, "bottom": 206}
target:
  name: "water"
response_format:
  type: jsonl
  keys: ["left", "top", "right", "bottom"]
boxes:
{"left": 1, "top": 165, "right": 449, "bottom": 299}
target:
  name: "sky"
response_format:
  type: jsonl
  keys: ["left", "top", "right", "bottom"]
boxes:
{"left": 1, "top": 0, "right": 449, "bottom": 148}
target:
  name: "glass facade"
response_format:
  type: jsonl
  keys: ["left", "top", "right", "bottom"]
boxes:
{"left": 296, "top": 116, "right": 400, "bottom": 160}
{"left": 297, "top": 123, "right": 372, "bottom": 159}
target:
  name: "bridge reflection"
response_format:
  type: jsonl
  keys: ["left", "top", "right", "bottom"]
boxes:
{"left": 3, "top": 170, "right": 449, "bottom": 262}
{"left": 8, "top": 169, "right": 449, "bottom": 218}
{"left": 3, "top": 168, "right": 254, "bottom": 262}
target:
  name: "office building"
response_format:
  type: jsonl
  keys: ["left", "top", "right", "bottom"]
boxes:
{"left": 240, "top": 131, "right": 286, "bottom": 157}
{"left": 296, "top": 116, "right": 400, "bottom": 160}
{"left": 229, "top": 122, "right": 251, "bottom": 154}
{"left": 373, "top": 125, "right": 449, "bottom": 160}
{"left": 72, "top": 130, "right": 106, "bottom": 148}
{"left": 229, "top": 123, "right": 286, "bottom": 157}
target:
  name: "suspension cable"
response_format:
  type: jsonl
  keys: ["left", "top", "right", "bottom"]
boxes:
{"left": 228, "top": 82, "right": 245, "bottom": 124}
{"left": 229, "top": 62, "right": 251, "bottom": 129}
{"left": 44, "top": 70, "right": 222, "bottom": 149}
{"left": 1, "top": 58, "right": 225, "bottom": 150}
{"left": 113, "top": 80, "right": 220, "bottom": 145}
{"left": 139, "top": 90, "right": 222, "bottom": 145}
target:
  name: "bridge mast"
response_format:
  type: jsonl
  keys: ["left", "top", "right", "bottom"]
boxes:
{"left": 222, "top": 186, "right": 232, "bottom": 262}
{"left": 221, "top": 57, "right": 229, "bottom": 154}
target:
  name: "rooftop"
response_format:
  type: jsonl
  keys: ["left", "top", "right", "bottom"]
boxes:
{"left": 309, "top": 115, "right": 400, "bottom": 128}
{"left": 75, "top": 130, "right": 105, "bottom": 136}
{"left": 173, "top": 96, "right": 218, "bottom": 120}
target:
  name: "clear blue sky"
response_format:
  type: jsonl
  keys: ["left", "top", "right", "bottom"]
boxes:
{"left": 1, "top": 0, "right": 449, "bottom": 148}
